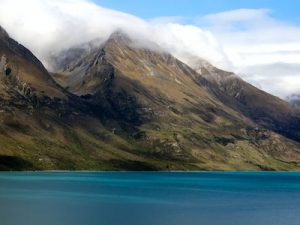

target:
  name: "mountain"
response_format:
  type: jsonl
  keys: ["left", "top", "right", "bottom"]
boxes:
{"left": 287, "top": 94, "right": 300, "bottom": 108}
{"left": 0, "top": 26, "right": 65, "bottom": 99}
{"left": 0, "top": 25, "right": 300, "bottom": 170}
{"left": 0, "top": 26, "right": 163, "bottom": 171}
{"left": 192, "top": 61, "right": 300, "bottom": 143}
{"left": 49, "top": 31, "right": 300, "bottom": 171}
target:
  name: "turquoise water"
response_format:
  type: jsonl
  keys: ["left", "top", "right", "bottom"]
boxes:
{"left": 0, "top": 172, "right": 300, "bottom": 225}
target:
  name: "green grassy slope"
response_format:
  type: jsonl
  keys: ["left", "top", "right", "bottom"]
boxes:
{"left": 1, "top": 27, "right": 300, "bottom": 171}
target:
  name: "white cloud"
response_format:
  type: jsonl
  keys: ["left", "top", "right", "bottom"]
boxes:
{"left": 0, "top": 0, "right": 229, "bottom": 71}
{"left": 198, "top": 9, "right": 300, "bottom": 98}
{"left": 200, "top": 9, "right": 271, "bottom": 28}
{"left": 0, "top": 1, "right": 299, "bottom": 98}
{"left": 0, "top": 0, "right": 150, "bottom": 68}
{"left": 237, "top": 63, "right": 300, "bottom": 97}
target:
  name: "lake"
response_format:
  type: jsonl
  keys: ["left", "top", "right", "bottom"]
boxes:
{"left": 0, "top": 172, "right": 300, "bottom": 225}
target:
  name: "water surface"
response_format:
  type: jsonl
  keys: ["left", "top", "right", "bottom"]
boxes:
{"left": 0, "top": 172, "right": 300, "bottom": 225}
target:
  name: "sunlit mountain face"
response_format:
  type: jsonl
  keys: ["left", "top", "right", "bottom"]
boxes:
{"left": 0, "top": 24, "right": 300, "bottom": 171}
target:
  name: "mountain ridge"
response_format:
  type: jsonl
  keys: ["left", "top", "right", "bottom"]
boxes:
{"left": 190, "top": 58, "right": 300, "bottom": 142}
{"left": 0, "top": 27, "right": 300, "bottom": 171}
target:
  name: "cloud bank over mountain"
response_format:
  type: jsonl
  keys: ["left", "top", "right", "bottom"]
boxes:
{"left": 0, "top": 0, "right": 299, "bottom": 98}
{"left": 0, "top": 0, "right": 228, "bottom": 70}
{"left": 198, "top": 9, "right": 300, "bottom": 97}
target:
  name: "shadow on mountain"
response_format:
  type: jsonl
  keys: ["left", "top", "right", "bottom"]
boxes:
{"left": 108, "top": 159, "right": 158, "bottom": 171}
{"left": 0, "top": 156, "right": 36, "bottom": 171}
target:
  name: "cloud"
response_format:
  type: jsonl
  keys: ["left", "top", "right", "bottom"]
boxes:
{"left": 199, "top": 9, "right": 300, "bottom": 66}
{"left": 0, "top": 0, "right": 150, "bottom": 68}
{"left": 0, "top": 0, "right": 229, "bottom": 71}
{"left": 0, "top": 1, "right": 299, "bottom": 98}
{"left": 200, "top": 9, "right": 271, "bottom": 29}
{"left": 198, "top": 9, "right": 300, "bottom": 97}
{"left": 237, "top": 63, "right": 300, "bottom": 97}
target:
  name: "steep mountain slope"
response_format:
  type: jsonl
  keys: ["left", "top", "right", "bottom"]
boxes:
{"left": 51, "top": 32, "right": 300, "bottom": 170}
{"left": 1, "top": 25, "right": 299, "bottom": 171}
{"left": 0, "top": 24, "right": 300, "bottom": 171}
{"left": 192, "top": 61, "right": 300, "bottom": 142}
{"left": 0, "top": 26, "right": 175, "bottom": 171}
{"left": 0, "top": 26, "right": 64, "bottom": 99}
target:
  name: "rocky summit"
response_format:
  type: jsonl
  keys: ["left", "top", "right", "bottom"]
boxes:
{"left": 0, "top": 26, "right": 300, "bottom": 171}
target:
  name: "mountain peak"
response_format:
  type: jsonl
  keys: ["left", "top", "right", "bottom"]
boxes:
{"left": 107, "top": 30, "right": 132, "bottom": 45}
{"left": 0, "top": 24, "right": 65, "bottom": 98}
{"left": 1, "top": 24, "right": 300, "bottom": 171}
{"left": 0, "top": 24, "right": 51, "bottom": 76}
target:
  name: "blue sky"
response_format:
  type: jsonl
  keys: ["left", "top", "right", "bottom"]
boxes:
{"left": 93, "top": 0, "right": 300, "bottom": 24}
